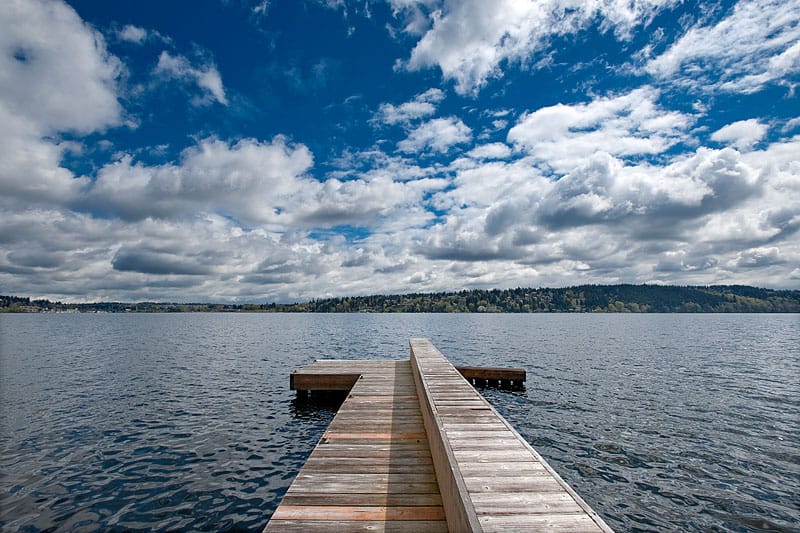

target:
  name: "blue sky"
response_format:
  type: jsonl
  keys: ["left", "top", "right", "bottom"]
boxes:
{"left": 1, "top": 0, "right": 799, "bottom": 303}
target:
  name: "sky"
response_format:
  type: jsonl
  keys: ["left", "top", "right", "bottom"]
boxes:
{"left": 1, "top": 0, "right": 799, "bottom": 303}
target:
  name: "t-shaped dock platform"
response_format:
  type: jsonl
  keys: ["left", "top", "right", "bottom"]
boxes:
{"left": 265, "top": 338, "right": 612, "bottom": 532}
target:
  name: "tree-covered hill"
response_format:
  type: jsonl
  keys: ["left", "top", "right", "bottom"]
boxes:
{"left": 2, "top": 285, "right": 799, "bottom": 313}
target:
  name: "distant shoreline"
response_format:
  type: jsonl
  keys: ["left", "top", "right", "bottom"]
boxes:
{"left": 3, "top": 284, "right": 799, "bottom": 313}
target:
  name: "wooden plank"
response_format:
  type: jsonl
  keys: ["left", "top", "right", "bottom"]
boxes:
{"left": 322, "top": 432, "right": 428, "bottom": 441}
{"left": 463, "top": 475, "right": 564, "bottom": 492}
{"left": 304, "top": 455, "right": 433, "bottom": 466}
{"left": 327, "top": 424, "right": 426, "bottom": 433}
{"left": 479, "top": 513, "right": 603, "bottom": 532}
{"left": 456, "top": 366, "right": 526, "bottom": 382}
{"left": 472, "top": 497, "right": 583, "bottom": 516}
{"left": 452, "top": 450, "right": 542, "bottom": 462}
{"left": 302, "top": 462, "right": 434, "bottom": 474}
{"left": 448, "top": 438, "right": 522, "bottom": 450}
{"left": 270, "top": 505, "right": 446, "bottom": 521}
{"left": 459, "top": 462, "right": 547, "bottom": 476}
{"left": 295, "top": 473, "right": 438, "bottom": 484}
{"left": 264, "top": 520, "right": 448, "bottom": 532}
{"left": 285, "top": 481, "right": 441, "bottom": 494}
{"left": 291, "top": 373, "right": 359, "bottom": 391}
{"left": 279, "top": 493, "right": 443, "bottom": 507}
{"left": 311, "top": 444, "right": 430, "bottom": 455}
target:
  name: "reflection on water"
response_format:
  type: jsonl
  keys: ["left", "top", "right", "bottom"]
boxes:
{"left": 1, "top": 313, "right": 798, "bottom": 532}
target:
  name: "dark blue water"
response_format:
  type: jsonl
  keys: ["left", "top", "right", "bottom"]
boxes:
{"left": 1, "top": 313, "right": 798, "bottom": 532}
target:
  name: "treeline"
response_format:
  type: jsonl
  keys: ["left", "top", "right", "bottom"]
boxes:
{"left": 2, "top": 285, "right": 799, "bottom": 313}
{"left": 268, "top": 285, "right": 800, "bottom": 313}
{"left": 0, "top": 295, "right": 246, "bottom": 313}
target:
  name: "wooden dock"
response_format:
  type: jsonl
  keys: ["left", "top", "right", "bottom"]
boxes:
{"left": 265, "top": 339, "right": 612, "bottom": 532}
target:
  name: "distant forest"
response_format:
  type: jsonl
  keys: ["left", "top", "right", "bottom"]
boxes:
{"left": 2, "top": 285, "right": 799, "bottom": 313}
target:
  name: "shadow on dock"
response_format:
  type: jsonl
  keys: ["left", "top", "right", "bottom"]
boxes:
{"left": 290, "top": 391, "right": 347, "bottom": 420}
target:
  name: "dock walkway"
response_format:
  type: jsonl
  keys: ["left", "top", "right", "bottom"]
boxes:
{"left": 265, "top": 339, "right": 612, "bottom": 532}
{"left": 266, "top": 359, "right": 448, "bottom": 531}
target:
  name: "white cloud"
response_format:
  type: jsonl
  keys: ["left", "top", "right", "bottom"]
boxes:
{"left": 645, "top": 0, "right": 800, "bottom": 93}
{"left": 3, "top": 1, "right": 799, "bottom": 302}
{"left": 0, "top": 105, "right": 89, "bottom": 208}
{"left": 117, "top": 24, "right": 148, "bottom": 44}
{"left": 88, "top": 137, "right": 313, "bottom": 224}
{"left": 438, "top": 158, "right": 543, "bottom": 208}
{"left": 154, "top": 51, "right": 228, "bottom": 106}
{"left": 4, "top": 127, "right": 799, "bottom": 301}
{"left": 418, "top": 130, "right": 798, "bottom": 290}
{"left": 534, "top": 147, "right": 760, "bottom": 230}
{"left": 373, "top": 88, "right": 444, "bottom": 126}
{"left": 397, "top": 0, "right": 677, "bottom": 94}
{"left": 253, "top": 1, "right": 270, "bottom": 16}
{"left": 508, "top": 87, "right": 693, "bottom": 173}
{"left": 387, "top": 0, "right": 439, "bottom": 35}
{"left": 0, "top": 0, "right": 122, "bottom": 208}
{"left": 734, "top": 247, "right": 783, "bottom": 268}
{"left": 711, "top": 119, "right": 768, "bottom": 150}
{"left": 0, "top": 0, "right": 122, "bottom": 134}
{"left": 87, "top": 136, "right": 447, "bottom": 233}
{"left": 782, "top": 117, "right": 800, "bottom": 133}
{"left": 466, "top": 142, "right": 512, "bottom": 160}
{"left": 398, "top": 116, "right": 472, "bottom": 153}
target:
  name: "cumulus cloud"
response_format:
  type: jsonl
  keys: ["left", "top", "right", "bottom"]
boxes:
{"left": 398, "top": 116, "right": 472, "bottom": 153}
{"left": 508, "top": 87, "right": 692, "bottom": 173}
{"left": 115, "top": 24, "right": 168, "bottom": 45}
{"left": 2, "top": 0, "right": 798, "bottom": 302}
{"left": 387, "top": 0, "right": 439, "bottom": 35}
{"left": 417, "top": 128, "right": 798, "bottom": 291}
{"left": 734, "top": 247, "right": 783, "bottom": 268}
{"left": 534, "top": 147, "right": 761, "bottom": 232}
{"left": 0, "top": 0, "right": 122, "bottom": 209}
{"left": 373, "top": 88, "right": 444, "bottom": 126}
{"left": 655, "top": 250, "right": 719, "bottom": 273}
{"left": 0, "top": 0, "right": 122, "bottom": 134}
{"left": 645, "top": 0, "right": 800, "bottom": 93}
{"left": 396, "top": 0, "right": 677, "bottom": 94}
{"left": 0, "top": 106, "right": 89, "bottom": 208}
{"left": 154, "top": 51, "right": 228, "bottom": 106}
{"left": 87, "top": 136, "right": 446, "bottom": 232}
{"left": 711, "top": 119, "right": 768, "bottom": 150}
{"left": 88, "top": 137, "right": 313, "bottom": 224}
{"left": 117, "top": 24, "right": 148, "bottom": 44}
{"left": 467, "top": 142, "right": 512, "bottom": 160}
{"left": 4, "top": 127, "right": 798, "bottom": 300}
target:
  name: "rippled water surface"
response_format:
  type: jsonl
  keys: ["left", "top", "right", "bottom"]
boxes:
{"left": 1, "top": 313, "right": 798, "bottom": 531}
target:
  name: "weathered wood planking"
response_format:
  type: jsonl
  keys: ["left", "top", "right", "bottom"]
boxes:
{"left": 266, "top": 342, "right": 613, "bottom": 532}
{"left": 409, "top": 338, "right": 613, "bottom": 532}
{"left": 456, "top": 365, "right": 526, "bottom": 386}
{"left": 265, "top": 360, "right": 448, "bottom": 532}
{"left": 291, "top": 360, "right": 525, "bottom": 391}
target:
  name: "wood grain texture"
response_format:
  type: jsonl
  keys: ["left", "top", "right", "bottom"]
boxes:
{"left": 266, "top": 342, "right": 613, "bottom": 533}
{"left": 264, "top": 520, "right": 448, "bottom": 532}
{"left": 265, "top": 359, "right": 445, "bottom": 532}
{"left": 409, "top": 338, "right": 613, "bottom": 533}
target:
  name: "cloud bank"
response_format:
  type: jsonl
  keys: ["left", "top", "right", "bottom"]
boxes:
{"left": 0, "top": 0, "right": 797, "bottom": 303}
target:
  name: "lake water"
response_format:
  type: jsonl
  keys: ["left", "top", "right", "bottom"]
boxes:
{"left": 1, "top": 313, "right": 798, "bottom": 532}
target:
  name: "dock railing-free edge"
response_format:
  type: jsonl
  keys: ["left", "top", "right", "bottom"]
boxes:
{"left": 410, "top": 339, "right": 483, "bottom": 532}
